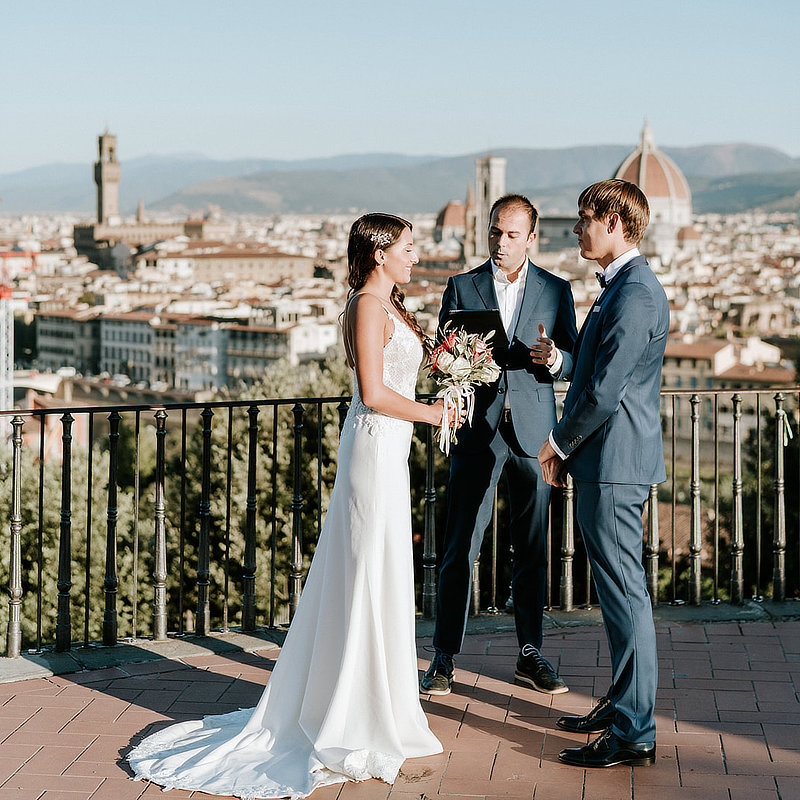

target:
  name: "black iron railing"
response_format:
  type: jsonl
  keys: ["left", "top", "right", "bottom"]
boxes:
{"left": 2, "top": 387, "right": 799, "bottom": 659}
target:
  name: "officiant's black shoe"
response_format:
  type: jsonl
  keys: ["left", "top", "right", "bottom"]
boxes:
{"left": 514, "top": 645, "right": 568, "bottom": 694}
{"left": 420, "top": 651, "right": 454, "bottom": 695}
{"left": 558, "top": 729, "right": 656, "bottom": 768}
{"left": 556, "top": 696, "right": 614, "bottom": 733}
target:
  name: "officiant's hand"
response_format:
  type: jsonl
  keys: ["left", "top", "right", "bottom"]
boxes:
{"left": 530, "top": 324, "right": 557, "bottom": 367}
{"left": 538, "top": 438, "right": 567, "bottom": 487}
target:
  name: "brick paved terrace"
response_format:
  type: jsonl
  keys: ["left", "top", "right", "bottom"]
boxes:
{"left": 1, "top": 608, "right": 799, "bottom": 800}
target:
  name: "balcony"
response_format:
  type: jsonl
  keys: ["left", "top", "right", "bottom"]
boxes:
{"left": 1, "top": 387, "right": 799, "bottom": 799}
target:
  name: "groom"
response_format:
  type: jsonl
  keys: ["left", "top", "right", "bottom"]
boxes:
{"left": 421, "top": 194, "right": 578, "bottom": 696}
{"left": 539, "top": 179, "right": 669, "bottom": 768}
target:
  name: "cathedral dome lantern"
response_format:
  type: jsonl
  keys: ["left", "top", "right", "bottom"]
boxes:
{"left": 614, "top": 120, "right": 692, "bottom": 228}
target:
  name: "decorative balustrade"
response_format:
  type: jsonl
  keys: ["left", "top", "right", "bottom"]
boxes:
{"left": 2, "top": 387, "right": 799, "bottom": 659}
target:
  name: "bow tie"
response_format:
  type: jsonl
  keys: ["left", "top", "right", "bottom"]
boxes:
{"left": 595, "top": 272, "right": 607, "bottom": 288}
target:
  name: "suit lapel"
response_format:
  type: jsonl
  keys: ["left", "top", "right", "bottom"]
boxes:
{"left": 472, "top": 262, "right": 498, "bottom": 309}
{"left": 515, "top": 260, "right": 544, "bottom": 337}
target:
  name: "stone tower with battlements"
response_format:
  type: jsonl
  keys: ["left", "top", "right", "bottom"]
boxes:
{"left": 464, "top": 155, "right": 506, "bottom": 266}
{"left": 94, "top": 131, "right": 121, "bottom": 225}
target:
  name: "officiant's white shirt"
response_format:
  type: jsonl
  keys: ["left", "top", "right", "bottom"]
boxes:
{"left": 491, "top": 259, "right": 565, "bottom": 404}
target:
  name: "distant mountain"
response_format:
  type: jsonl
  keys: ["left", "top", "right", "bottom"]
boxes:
{"left": 691, "top": 169, "right": 800, "bottom": 213}
{"left": 0, "top": 153, "right": 438, "bottom": 214}
{"left": 0, "top": 144, "right": 797, "bottom": 216}
{"left": 154, "top": 144, "right": 800, "bottom": 216}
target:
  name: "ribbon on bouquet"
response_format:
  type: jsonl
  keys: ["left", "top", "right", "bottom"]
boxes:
{"left": 436, "top": 384, "right": 475, "bottom": 455}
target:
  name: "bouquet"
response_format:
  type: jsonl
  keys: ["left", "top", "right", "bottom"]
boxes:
{"left": 427, "top": 323, "right": 502, "bottom": 454}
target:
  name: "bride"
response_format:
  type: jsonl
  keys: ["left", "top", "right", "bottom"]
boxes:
{"left": 127, "top": 213, "right": 455, "bottom": 799}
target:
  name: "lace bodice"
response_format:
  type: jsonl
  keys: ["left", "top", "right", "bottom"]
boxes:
{"left": 347, "top": 306, "right": 423, "bottom": 435}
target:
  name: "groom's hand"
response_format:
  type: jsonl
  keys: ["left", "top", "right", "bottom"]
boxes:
{"left": 530, "top": 323, "right": 557, "bottom": 367}
{"left": 538, "top": 438, "right": 566, "bottom": 487}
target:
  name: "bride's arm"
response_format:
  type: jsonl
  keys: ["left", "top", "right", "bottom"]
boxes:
{"left": 346, "top": 293, "right": 443, "bottom": 426}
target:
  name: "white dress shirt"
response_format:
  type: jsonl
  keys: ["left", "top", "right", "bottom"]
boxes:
{"left": 491, "top": 258, "right": 527, "bottom": 336}
{"left": 491, "top": 258, "right": 564, "bottom": 410}
{"left": 597, "top": 247, "right": 640, "bottom": 297}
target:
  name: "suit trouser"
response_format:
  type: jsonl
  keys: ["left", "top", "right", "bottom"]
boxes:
{"left": 433, "top": 419, "right": 550, "bottom": 656}
{"left": 574, "top": 479, "right": 657, "bottom": 743}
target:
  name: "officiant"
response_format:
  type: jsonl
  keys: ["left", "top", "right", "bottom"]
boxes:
{"left": 420, "top": 194, "right": 578, "bottom": 697}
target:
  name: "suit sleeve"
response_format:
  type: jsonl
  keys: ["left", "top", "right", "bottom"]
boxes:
{"left": 552, "top": 281, "right": 657, "bottom": 457}
{"left": 551, "top": 281, "right": 578, "bottom": 382}
{"left": 438, "top": 277, "right": 458, "bottom": 335}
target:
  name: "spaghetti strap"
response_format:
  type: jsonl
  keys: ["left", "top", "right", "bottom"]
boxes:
{"left": 347, "top": 291, "right": 395, "bottom": 318}
{"left": 343, "top": 292, "right": 395, "bottom": 366}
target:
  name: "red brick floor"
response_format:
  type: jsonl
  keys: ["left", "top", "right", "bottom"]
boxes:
{"left": 1, "top": 620, "right": 799, "bottom": 799}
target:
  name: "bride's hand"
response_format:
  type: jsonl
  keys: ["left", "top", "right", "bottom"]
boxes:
{"left": 429, "top": 399, "right": 467, "bottom": 428}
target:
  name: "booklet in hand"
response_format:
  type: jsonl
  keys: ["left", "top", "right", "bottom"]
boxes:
{"left": 442, "top": 309, "right": 510, "bottom": 352}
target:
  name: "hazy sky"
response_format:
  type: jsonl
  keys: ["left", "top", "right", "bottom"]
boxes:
{"left": 3, "top": 0, "right": 799, "bottom": 174}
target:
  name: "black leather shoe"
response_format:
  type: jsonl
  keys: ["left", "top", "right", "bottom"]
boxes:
{"left": 558, "top": 729, "right": 656, "bottom": 768}
{"left": 420, "top": 651, "right": 454, "bottom": 695}
{"left": 556, "top": 696, "right": 614, "bottom": 733}
{"left": 514, "top": 644, "right": 568, "bottom": 694}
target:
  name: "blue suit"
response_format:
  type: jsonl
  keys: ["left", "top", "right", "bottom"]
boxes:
{"left": 552, "top": 254, "right": 669, "bottom": 743}
{"left": 434, "top": 259, "right": 578, "bottom": 656}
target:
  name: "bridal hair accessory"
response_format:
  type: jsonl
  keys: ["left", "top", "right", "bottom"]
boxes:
{"left": 427, "top": 322, "right": 502, "bottom": 455}
{"left": 369, "top": 232, "right": 393, "bottom": 249}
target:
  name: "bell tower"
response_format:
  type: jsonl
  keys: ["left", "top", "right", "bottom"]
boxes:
{"left": 464, "top": 155, "right": 506, "bottom": 265}
{"left": 94, "top": 131, "right": 121, "bottom": 224}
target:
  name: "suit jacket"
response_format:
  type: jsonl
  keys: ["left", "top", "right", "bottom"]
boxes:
{"left": 552, "top": 255, "right": 669, "bottom": 484}
{"left": 439, "top": 259, "right": 578, "bottom": 456}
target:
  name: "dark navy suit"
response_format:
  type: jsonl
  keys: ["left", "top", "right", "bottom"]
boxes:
{"left": 434, "top": 259, "right": 578, "bottom": 656}
{"left": 552, "top": 254, "right": 669, "bottom": 743}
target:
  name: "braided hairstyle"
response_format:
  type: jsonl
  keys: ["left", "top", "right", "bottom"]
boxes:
{"left": 346, "top": 213, "right": 429, "bottom": 351}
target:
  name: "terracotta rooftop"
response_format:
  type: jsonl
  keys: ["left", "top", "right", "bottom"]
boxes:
{"left": 664, "top": 340, "right": 731, "bottom": 359}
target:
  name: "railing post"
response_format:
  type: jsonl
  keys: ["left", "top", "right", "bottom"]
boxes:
{"left": 242, "top": 405, "right": 259, "bottom": 631}
{"left": 773, "top": 393, "right": 786, "bottom": 602}
{"left": 689, "top": 395, "right": 702, "bottom": 605}
{"left": 289, "top": 403, "right": 305, "bottom": 620}
{"left": 470, "top": 556, "right": 481, "bottom": 616}
{"left": 730, "top": 394, "right": 744, "bottom": 603}
{"left": 196, "top": 407, "right": 214, "bottom": 636}
{"left": 152, "top": 409, "right": 168, "bottom": 641}
{"left": 268, "top": 405, "right": 279, "bottom": 628}
{"left": 560, "top": 475, "right": 575, "bottom": 611}
{"left": 56, "top": 413, "right": 74, "bottom": 652}
{"left": 6, "top": 416, "right": 25, "bottom": 658}
{"left": 489, "top": 487, "right": 499, "bottom": 613}
{"left": 104, "top": 411, "right": 120, "bottom": 646}
{"left": 422, "top": 422, "right": 437, "bottom": 619}
{"left": 646, "top": 484, "right": 660, "bottom": 607}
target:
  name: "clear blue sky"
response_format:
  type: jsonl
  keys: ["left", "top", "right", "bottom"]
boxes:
{"left": 3, "top": 0, "right": 799, "bottom": 174}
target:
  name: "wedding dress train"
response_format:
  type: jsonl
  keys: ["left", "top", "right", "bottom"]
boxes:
{"left": 127, "top": 306, "right": 441, "bottom": 799}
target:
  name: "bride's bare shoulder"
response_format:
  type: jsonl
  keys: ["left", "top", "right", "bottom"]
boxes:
{"left": 345, "top": 292, "right": 390, "bottom": 325}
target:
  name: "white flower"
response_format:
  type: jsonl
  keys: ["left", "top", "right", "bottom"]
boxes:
{"left": 436, "top": 351, "right": 455, "bottom": 372}
{"left": 448, "top": 356, "right": 472, "bottom": 382}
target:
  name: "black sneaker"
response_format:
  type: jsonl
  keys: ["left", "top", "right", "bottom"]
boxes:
{"left": 420, "top": 650, "right": 454, "bottom": 695}
{"left": 514, "top": 644, "right": 568, "bottom": 694}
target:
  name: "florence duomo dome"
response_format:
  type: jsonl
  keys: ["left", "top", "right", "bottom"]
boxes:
{"left": 614, "top": 120, "right": 695, "bottom": 265}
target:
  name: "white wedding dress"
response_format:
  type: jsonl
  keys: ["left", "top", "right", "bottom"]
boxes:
{"left": 127, "top": 305, "right": 442, "bottom": 799}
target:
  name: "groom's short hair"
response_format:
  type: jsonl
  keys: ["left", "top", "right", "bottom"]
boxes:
{"left": 578, "top": 180, "right": 650, "bottom": 244}
{"left": 489, "top": 194, "right": 538, "bottom": 236}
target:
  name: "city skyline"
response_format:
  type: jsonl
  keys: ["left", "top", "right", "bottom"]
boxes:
{"left": 3, "top": 0, "right": 800, "bottom": 176}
